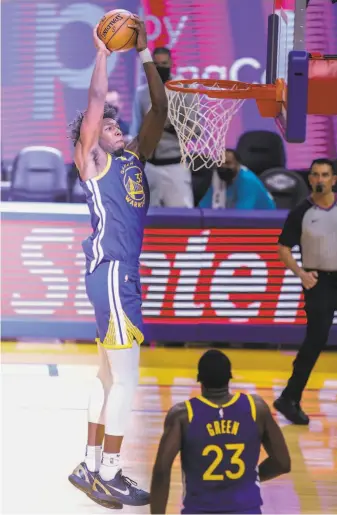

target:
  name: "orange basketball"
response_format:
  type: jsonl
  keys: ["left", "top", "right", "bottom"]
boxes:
{"left": 97, "top": 9, "right": 137, "bottom": 53}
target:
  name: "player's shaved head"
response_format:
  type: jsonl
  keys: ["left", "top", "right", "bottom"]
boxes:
{"left": 197, "top": 350, "right": 232, "bottom": 389}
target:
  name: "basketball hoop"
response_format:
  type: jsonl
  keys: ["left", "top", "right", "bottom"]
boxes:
{"left": 165, "top": 79, "right": 282, "bottom": 171}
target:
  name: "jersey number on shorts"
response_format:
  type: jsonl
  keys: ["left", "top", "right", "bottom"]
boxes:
{"left": 202, "top": 444, "right": 245, "bottom": 481}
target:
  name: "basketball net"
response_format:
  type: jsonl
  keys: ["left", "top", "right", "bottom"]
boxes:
{"left": 166, "top": 81, "right": 246, "bottom": 171}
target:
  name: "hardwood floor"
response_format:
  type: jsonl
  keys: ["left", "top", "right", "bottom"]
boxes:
{"left": 2, "top": 344, "right": 336, "bottom": 514}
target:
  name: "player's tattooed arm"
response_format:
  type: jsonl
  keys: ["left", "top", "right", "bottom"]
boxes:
{"left": 253, "top": 395, "right": 291, "bottom": 482}
{"left": 150, "top": 403, "right": 186, "bottom": 514}
{"left": 127, "top": 17, "right": 168, "bottom": 161}
{"left": 79, "top": 26, "right": 111, "bottom": 156}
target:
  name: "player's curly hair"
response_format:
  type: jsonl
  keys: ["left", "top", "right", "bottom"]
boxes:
{"left": 68, "top": 102, "right": 118, "bottom": 147}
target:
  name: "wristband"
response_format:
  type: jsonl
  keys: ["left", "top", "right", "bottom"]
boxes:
{"left": 139, "top": 48, "right": 153, "bottom": 64}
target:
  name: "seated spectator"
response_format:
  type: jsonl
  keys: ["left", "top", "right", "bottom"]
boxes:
{"left": 130, "top": 47, "right": 193, "bottom": 208}
{"left": 199, "top": 149, "right": 276, "bottom": 210}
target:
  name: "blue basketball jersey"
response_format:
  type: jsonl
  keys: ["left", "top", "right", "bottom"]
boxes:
{"left": 80, "top": 150, "right": 149, "bottom": 273}
{"left": 181, "top": 393, "right": 262, "bottom": 514}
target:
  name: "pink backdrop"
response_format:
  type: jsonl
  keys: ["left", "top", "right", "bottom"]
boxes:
{"left": 1, "top": 0, "right": 336, "bottom": 167}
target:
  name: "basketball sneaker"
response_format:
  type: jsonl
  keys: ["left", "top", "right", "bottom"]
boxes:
{"left": 68, "top": 462, "right": 98, "bottom": 495}
{"left": 88, "top": 470, "right": 150, "bottom": 507}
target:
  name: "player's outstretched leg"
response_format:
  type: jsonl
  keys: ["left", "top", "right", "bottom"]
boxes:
{"left": 87, "top": 342, "right": 150, "bottom": 508}
{"left": 68, "top": 342, "right": 123, "bottom": 508}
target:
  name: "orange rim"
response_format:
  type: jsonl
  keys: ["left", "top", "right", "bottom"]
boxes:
{"left": 166, "top": 79, "right": 284, "bottom": 118}
{"left": 165, "top": 78, "right": 282, "bottom": 99}
{"left": 166, "top": 70, "right": 337, "bottom": 117}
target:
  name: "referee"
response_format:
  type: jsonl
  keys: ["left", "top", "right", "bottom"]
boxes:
{"left": 274, "top": 158, "right": 337, "bottom": 425}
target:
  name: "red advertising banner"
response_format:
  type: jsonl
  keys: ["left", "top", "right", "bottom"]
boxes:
{"left": 1, "top": 219, "right": 317, "bottom": 326}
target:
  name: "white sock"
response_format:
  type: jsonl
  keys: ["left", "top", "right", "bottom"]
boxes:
{"left": 99, "top": 452, "right": 121, "bottom": 481}
{"left": 84, "top": 445, "right": 102, "bottom": 472}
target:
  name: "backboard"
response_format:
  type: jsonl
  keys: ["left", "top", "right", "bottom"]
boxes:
{"left": 166, "top": 0, "right": 337, "bottom": 168}
{"left": 267, "top": 0, "right": 307, "bottom": 142}
{"left": 266, "top": 0, "right": 337, "bottom": 143}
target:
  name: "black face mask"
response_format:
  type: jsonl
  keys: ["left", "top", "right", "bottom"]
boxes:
{"left": 155, "top": 65, "right": 171, "bottom": 83}
{"left": 217, "top": 167, "right": 236, "bottom": 185}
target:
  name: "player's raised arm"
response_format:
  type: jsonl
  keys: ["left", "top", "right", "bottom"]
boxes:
{"left": 78, "top": 26, "right": 111, "bottom": 156}
{"left": 150, "top": 404, "right": 184, "bottom": 514}
{"left": 254, "top": 395, "right": 291, "bottom": 482}
{"left": 127, "top": 17, "right": 168, "bottom": 161}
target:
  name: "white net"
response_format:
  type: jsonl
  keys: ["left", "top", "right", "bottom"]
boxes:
{"left": 166, "top": 81, "right": 246, "bottom": 171}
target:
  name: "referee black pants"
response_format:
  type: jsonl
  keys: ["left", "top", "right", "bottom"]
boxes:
{"left": 282, "top": 271, "right": 337, "bottom": 403}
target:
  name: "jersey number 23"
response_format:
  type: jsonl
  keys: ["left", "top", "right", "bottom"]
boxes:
{"left": 202, "top": 443, "right": 245, "bottom": 481}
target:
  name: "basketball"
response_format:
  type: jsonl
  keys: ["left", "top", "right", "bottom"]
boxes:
{"left": 97, "top": 9, "right": 137, "bottom": 53}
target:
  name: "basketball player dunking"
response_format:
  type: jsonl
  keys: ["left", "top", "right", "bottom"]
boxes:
{"left": 68, "top": 18, "right": 168, "bottom": 508}
{"left": 151, "top": 350, "right": 291, "bottom": 514}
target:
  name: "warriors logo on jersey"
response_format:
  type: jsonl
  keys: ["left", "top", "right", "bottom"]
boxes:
{"left": 121, "top": 163, "right": 146, "bottom": 208}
